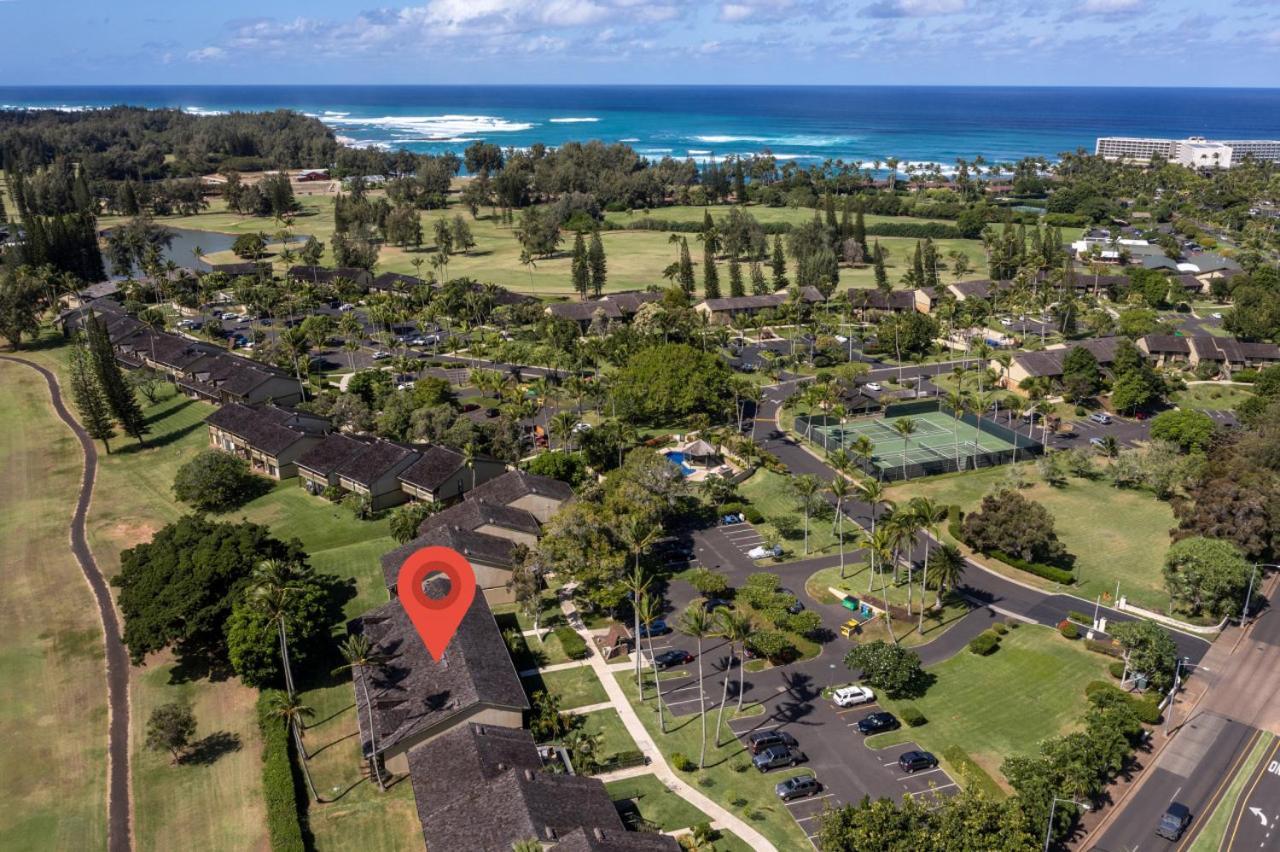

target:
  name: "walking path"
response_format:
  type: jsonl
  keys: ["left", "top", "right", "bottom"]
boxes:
{"left": 556, "top": 592, "right": 777, "bottom": 852}
{"left": 1, "top": 356, "right": 132, "bottom": 852}
{"left": 517, "top": 659, "right": 591, "bottom": 678}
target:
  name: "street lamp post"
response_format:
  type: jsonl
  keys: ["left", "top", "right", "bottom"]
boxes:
{"left": 1242, "top": 564, "right": 1279, "bottom": 626}
{"left": 1164, "top": 657, "right": 1210, "bottom": 735}
{"left": 1044, "top": 797, "right": 1090, "bottom": 852}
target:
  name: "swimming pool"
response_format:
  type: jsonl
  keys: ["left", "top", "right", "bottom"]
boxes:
{"left": 664, "top": 451, "right": 696, "bottom": 476}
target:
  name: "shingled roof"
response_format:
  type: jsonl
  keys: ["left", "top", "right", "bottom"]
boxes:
{"left": 334, "top": 440, "right": 419, "bottom": 487}
{"left": 371, "top": 272, "right": 428, "bottom": 292}
{"left": 468, "top": 470, "right": 575, "bottom": 506}
{"left": 1011, "top": 337, "right": 1123, "bottom": 379}
{"left": 554, "top": 827, "right": 681, "bottom": 852}
{"left": 847, "top": 288, "right": 915, "bottom": 311}
{"left": 407, "top": 724, "right": 634, "bottom": 851}
{"left": 350, "top": 594, "right": 527, "bottom": 756}
{"left": 297, "top": 433, "right": 372, "bottom": 476}
{"left": 698, "top": 285, "right": 825, "bottom": 313}
{"left": 287, "top": 265, "right": 373, "bottom": 286}
{"left": 420, "top": 499, "right": 542, "bottom": 539}
{"left": 397, "top": 445, "right": 469, "bottom": 492}
{"left": 205, "top": 404, "right": 328, "bottom": 455}
{"left": 380, "top": 523, "right": 521, "bottom": 589}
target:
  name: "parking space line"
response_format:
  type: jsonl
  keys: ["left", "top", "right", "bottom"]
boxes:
{"left": 897, "top": 767, "right": 945, "bottom": 781}
{"left": 785, "top": 793, "right": 833, "bottom": 808}
{"left": 906, "top": 781, "right": 958, "bottom": 797}
{"left": 835, "top": 704, "right": 877, "bottom": 714}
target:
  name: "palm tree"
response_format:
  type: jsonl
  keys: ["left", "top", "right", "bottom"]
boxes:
{"left": 678, "top": 604, "right": 713, "bottom": 768}
{"left": 717, "top": 608, "right": 753, "bottom": 716}
{"left": 789, "top": 474, "right": 822, "bottom": 556}
{"left": 277, "top": 326, "right": 312, "bottom": 402}
{"left": 892, "top": 417, "right": 917, "bottom": 481}
{"left": 248, "top": 558, "right": 306, "bottom": 698}
{"left": 333, "top": 634, "right": 389, "bottom": 790}
{"left": 909, "top": 497, "right": 946, "bottom": 633}
{"left": 512, "top": 839, "right": 543, "bottom": 852}
{"left": 828, "top": 475, "right": 854, "bottom": 578}
{"left": 637, "top": 593, "right": 668, "bottom": 734}
{"left": 850, "top": 434, "right": 874, "bottom": 475}
{"left": 620, "top": 519, "right": 659, "bottom": 690}
{"left": 946, "top": 391, "right": 968, "bottom": 468}
{"left": 853, "top": 477, "right": 893, "bottom": 592}
{"left": 268, "top": 692, "right": 320, "bottom": 801}
{"left": 550, "top": 410, "right": 579, "bottom": 452}
{"left": 867, "top": 525, "right": 899, "bottom": 641}
{"left": 930, "top": 544, "right": 966, "bottom": 607}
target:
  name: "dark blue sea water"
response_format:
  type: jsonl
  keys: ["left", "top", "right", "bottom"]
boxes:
{"left": 3, "top": 85, "right": 1280, "bottom": 170}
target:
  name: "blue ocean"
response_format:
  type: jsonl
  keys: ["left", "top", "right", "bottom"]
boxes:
{"left": 3, "top": 85, "right": 1280, "bottom": 169}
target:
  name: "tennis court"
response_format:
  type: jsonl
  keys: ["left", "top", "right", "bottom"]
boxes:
{"left": 796, "top": 400, "right": 1042, "bottom": 481}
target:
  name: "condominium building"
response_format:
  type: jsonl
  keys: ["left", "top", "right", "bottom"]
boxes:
{"left": 1096, "top": 136, "right": 1280, "bottom": 168}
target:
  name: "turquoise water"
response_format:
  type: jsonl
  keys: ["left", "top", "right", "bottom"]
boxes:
{"left": 664, "top": 451, "right": 695, "bottom": 476}
{"left": 4, "top": 85, "right": 1280, "bottom": 168}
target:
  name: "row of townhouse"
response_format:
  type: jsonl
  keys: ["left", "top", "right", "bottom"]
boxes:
{"left": 997, "top": 334, "right": 1280, "bottom": 387}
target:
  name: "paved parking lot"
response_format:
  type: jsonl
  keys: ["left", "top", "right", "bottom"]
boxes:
{"left": 718, "top": 520, "right": 765, "bottom": 556}
{"left": 726, "top": 698, "right": 958, "bottom": 847}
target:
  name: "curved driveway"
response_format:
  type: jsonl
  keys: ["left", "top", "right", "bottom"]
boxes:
{"left": 1, "top": 356, "right": 131, "bottom": 852}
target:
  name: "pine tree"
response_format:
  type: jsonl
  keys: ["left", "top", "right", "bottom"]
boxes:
{"left": 770, "top": 235, "right": 787, "bottom": 290}
{"left": 571, "top": 232, "right": 590, "bottom": 299}
{"left": 853, "top": 202, "right": 868, "bottom": 257}
{"left": 678, "top": 238, "right": 695, "bottom": 294}
{"left": 84, "top": 312, "right": 148, "bottom": 445}
{"left": 703, "top": 242, "right": 720, "bottom": 299}
{"left": 733, "top": 159, "right": 747, "bottom": 204}
{"left": 750, "top": 262, "right": 769, "bottom": 295}
{"left": 588, "top": 231, "right": 607, "bottom": 297}
{"left": 824, "top": 194, "right": 837, "bottom": 234}
{"left": 728, "top": 256, "right": 744, "bottom": 297}
{"left": 922, "top": 238, "right": 940, "bottom": 288}
{"left": 68, "top": 338, "right": 115, "bottom": 453}
{"left": 873, "top": 241, "right": 888, "bottom": 291}
{"left": 839, "top": 196, "right": 852, "bottom": 240}
{"left": 911, "top": 241, "right": 925, "bottom": 287}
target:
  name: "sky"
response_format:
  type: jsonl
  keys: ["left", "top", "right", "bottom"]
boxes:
{"left": 1, "top": 0, "right": 1279, "bottom": 87}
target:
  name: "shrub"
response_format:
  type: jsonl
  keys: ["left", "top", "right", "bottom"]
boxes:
{"left": 901, "top": 706, "right": 927, "bottom": 727}
{"left": 746, "top": 630, "right": 798, "bottom": 664}
{"left": 720, "top": 502, "right": 747, "bottom": 518}
{"left": 554, "top": 626, "right": 589, "bottom": 660}
{"left": 1067, "top": 610, "right": 1091, "bottom": 624}
{"left": 1085, "top": 637, "right": 1124, "bottom": 658}
{"left": 947, "top": 505, "right": 964, "bottom": 540}
{"left": 1059, "top": 620, "right": 1080, "bottom": 640}
{"left": 992, "top": 623, "right": 1009, "bottom": 635}
{"left": 1005, "top": 619, "right": 1020, "bottom": 629}
{"left": 172, "top": 450, "right": 267, "bottom": 512}
{"left": 1086, "top": 680, "right": 1162, "bottom": 724}
{"left": 987, "top": 548, "right": 1076, "bottom": 584}
{"left": 969, "top": 631, "right": 1000, "bottom": 655}
{"left": 671, "top": 752, "right": 695, "bottom": 772}
{"left": 1075, "top": 405, "right": 1087, "bottom": 416}
{"left": 257, "top": 690, "right": 307, "bottom": 852}
{"left": 742, "top": 507, "right": 765, "bottom": 525}
{"left": 1109, "top": 661, "right": 1126, "bottom": 679}
{"left": 688, "top": 567, "right": 731, "bottom": 598}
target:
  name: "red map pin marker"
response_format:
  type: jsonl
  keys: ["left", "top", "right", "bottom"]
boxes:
{"left": 396, "top": 546, "right": 477, "bottom": 661}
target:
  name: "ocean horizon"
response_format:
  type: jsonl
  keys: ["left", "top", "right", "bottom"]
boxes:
{"left": 4, "top": 84, "right": 1280, "bottom": 170}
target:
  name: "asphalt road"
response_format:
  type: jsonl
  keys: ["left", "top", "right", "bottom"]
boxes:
{"left": 1221, "top": 736, "right": 1280, "bottom": 851}
{"left": 1089, "top": 713, "right": 1257, "bottom": 852}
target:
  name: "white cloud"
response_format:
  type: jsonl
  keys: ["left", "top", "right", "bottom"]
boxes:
{"left": 1078, "top": 0, "right": 1145, "bottom": 16}
{"left": 187, "top": 46, "right": 226, "bottom": 62}
{"left": 721, "top": 4, "right": 754, "bottom": 21}
{"left": 861, "top": 0, "right": 966, "bottom": 18}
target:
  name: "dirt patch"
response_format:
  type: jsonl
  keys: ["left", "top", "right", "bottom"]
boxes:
{"left": 108, "top": 521, "right": 159, "bottom": 551}
{"left": 970, "top": 751, "right": 1014, "bottom": 794}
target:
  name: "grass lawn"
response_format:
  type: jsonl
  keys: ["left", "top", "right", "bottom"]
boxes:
{"left": 522, "top": 665, "right": 609, "bottom": 710}
{"left": 112, "top": 195, "right": 992, "bottom": 298}
{"left": 804, "top": 564, "right": 971, "bottom": 648}
{"left": 1172, "top": 383, "right": 1255, "bottom": 412}
{"left": 605, "top": 774, "right": 754, "bottom": 852}
{"left": 1187, "top": 734, "right": 1278, "bottom": 852}
{"left": 612, "top": 670, "right": 809, "bottom": 850}
{"left": 886, "top": 462, "right": 1175, "bottom": 612}
{"left": 738, "top": 467, "right": 844, "bottom": 559}
{"left": 576, "top": 708, "right": 640, "bottom": 762}
{"left": 19, "top": 334, "right": 404, "bottom": 851}
{"left": 868, "top": 625, "right": 1113, "bottom": 789}
{"left": 0, "top": 362, "right": 108, "bottom": 850}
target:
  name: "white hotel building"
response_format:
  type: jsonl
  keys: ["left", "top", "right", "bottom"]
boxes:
{"left": 1095, "top": 136, "right": 1280, "bottom": 168}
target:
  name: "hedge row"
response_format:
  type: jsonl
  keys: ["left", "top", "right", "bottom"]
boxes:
{"left": 554, "top": 626, "right": 590, "bottom": 660}
{"left": 947, "top": 506, "right": 1074, "bottom": 585}
{"left": 605, "top": 217, "right": 963, "bottom": 240}
{"left": 969, "top": 631, "right": 1000, "bottom": 655}
{"left": 1085, "top": 637, "right": 1125, "bottom": 658}
{"left": 257, "top": 690, "right": 308, "bottom": 852}
{"left": 864, "top": 222, "right": 962, "bottom": 239}
{"left": 901, "top": 706, "right": 927, "bottom": 727}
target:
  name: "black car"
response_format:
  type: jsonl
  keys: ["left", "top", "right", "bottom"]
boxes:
{"left": 775, "top": 774, "right": 822, "bottom": 801}
{"left": 747, "top": 730, "right": 799, "bottom": 756}
{"left": 653, "top": 650, "right": 693, "bottom": 670}
{"left": 856, "top": 712, "right": 900, "bottom": 735}
{"left": 778, "top": 588, "right": 805, "bottom": 615}
{"left": 898, "top": 750, "right": 938, "bottom": 773}
{"left": 1156, "top": 802, "right": 1191, "bottom": 840}
{"left": 752, "top": 745, "right": 807, "bottom": 772}
{"left": 702, "top": 598, "right": 733, "bottom": 613}
{"left": 638, "top": 619, "right": 671, "bottom": 638}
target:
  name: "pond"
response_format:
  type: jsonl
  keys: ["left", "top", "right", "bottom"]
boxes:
{"left": 103, "top": 226, "right": 302, "bottom": 278}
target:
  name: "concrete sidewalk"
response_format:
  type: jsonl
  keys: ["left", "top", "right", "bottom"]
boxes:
{"left": 557, "top": 592, "right": 778, "bottom": 852}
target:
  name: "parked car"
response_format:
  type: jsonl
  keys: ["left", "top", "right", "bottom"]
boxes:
{"left": 747, "top": 730, "right": 798, "bottom": 755}
{"left": 371, "top": 350, "right": 391, "bottom": 360}
{"left": 1211, "top": 312, "right": 1223, "bottom": 320}
{"left": 338, "top": 303, "right": 356, "bottom": 312}
{"left": 752, "top": 745, "right": 807, "bottom": 772}
{"left": 1089, "top": 437, "right": 1107, "bottom": 449}
{"left": 1088, "top": 412, "right": 1113, "bottom": 425}
{"left": 898, "top": 750, "right": 938, "bottom": 773}
{"left": 720, "top": 513, "right": 744, "bottom": 526}
{"left": 832, "top": 685, "right": 875, "bottom": 708}
{"left": 747, "top": 544, "right": 783, "bottom": 560}
{"left": 864, "top": 382, "right": 883, "bottom": 392}
{"left": 778, "top": 588, "right": 804, "bottom": 614}
{"left": 638, "top": 619, "right": 670, "bottom": 638}
{"left": 1156, "top": 802, "right": 1191, "bottom": 840}
{"left": 856, "top": 712, "right": 899, "bottom": 735}
{"left": 775, "top": 774, "right": 822, "bottom": 801}
{"left": 702, "top": 598, "right": 733, "bottom": 614}
{"left": 652, "top": 650, "right": 693, "bottom": 670}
